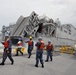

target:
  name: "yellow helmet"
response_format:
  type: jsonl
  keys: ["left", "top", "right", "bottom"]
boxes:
{"left": 29, "top": 36, "right": 32, "bottom": 39}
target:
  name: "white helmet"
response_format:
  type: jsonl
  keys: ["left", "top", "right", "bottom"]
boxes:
{"left": 38, "top": 36, "right": 42, "bottom": 40}
{"left": 48, "top": 40, "right": 51, "bottom": 43}
{"left": 5, "top": 34, "right": 9, "bottom": 37}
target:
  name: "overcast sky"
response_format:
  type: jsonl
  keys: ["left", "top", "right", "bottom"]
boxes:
{"left": 0, "top": 0, "right": 76, "bottom": 30}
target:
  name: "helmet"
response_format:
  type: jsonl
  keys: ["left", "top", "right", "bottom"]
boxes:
{"left": 5, "top": 34, "right": 9, "bottom": 37}
{"left": 18, "top": 38, "right": 22, "bottom": 40}
{"left": 38, "top": 36, "right": 42, "bottom": 40}
{"left": 48, "top": 40, "right": 51, "bottom": 43}
{"left": 29, "top": 36, "right": 32, "bottom": 39}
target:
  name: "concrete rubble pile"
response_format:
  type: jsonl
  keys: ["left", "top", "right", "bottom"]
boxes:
{"left": 1, "top": 11, "right": 76, "bottom": 46}
{"left": 2, "top": 11, "right": 57, "bottom": 39}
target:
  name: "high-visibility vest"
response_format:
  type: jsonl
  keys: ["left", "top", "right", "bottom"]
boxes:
{"left": 17, "top": 41, "right": 22, "bottom": 46}
{"left": 28, "top": 41, "right": 33, "bottom": 46}
{"left": 4, "top": 40, "right": 9, "bottom": 48}
{"left": 40, "top": 41, "right": 44, "bottom": 50}
{"left": 47, "top": 44, "right": 53, "bottom": 50}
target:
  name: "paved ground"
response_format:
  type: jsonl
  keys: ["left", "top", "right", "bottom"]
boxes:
{"left": 0, "top": 53, "right": 76, "bottom": 75}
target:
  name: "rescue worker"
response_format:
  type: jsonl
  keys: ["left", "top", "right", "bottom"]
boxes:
{"left": 35, "top": 36, "right": 44, "bottom": 68}
{"left": 0, "top": 35, "right": 14, "bottom": 65}
{"left": 15, "top": 38, "right": 23, "bottom": 56}
{"left": 26, "top": 36, "right": 34, "bottom": 58}
{"left": 45, "top": 40, "right": 53, "bottom": 62}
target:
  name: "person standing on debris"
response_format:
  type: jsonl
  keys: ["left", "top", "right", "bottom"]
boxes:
{"left": 0, "top": 34, "right": 14, "bottom": 65}
{"left": 25, "top": 36, "right": 34, "bottom": 58}
{"left": 45, "top": 40, "right": 53, "bottom": 62}
{"left": 15, "top": 38, "right": 23, "bottom": 56}
{"left": 35, "top": 36, "right": 44, "bottom": 68}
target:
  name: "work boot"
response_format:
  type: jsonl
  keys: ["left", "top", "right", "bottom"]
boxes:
{"left": 0, "top": 62, "right": 5, "bottom": 65}
{"left": 15, "top": 54, "right": 18, "bottom": 56}
{"left": 11, "top": 61, "right": 14, "bottom": 65}
{"left": 28, "top": 55, "right": 30, "bottom": 58}
{"left": 22, "top": 53, "right": 23, "bottom": 56}
{"left": 50, "top": 59, "right": 52, "bottom": 61}
{"left": 42, "top": 64, "right": 44, "bottom": 68}
{"left": 45, "top": 60, "right": 48, "bottom": 62}
{"left": 35, "top": 64, "right": 38, "bottom": 67}
{"left": 50, "top": 58, "right": 52, "bottom": 61}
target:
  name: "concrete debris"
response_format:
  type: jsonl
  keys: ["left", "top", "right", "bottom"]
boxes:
{"left": 1, "top": 11, "right": 76, "bottom": 46}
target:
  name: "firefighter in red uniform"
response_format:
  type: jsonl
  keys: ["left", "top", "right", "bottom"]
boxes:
{"left": 35, "top": 36, "right": 44, "bottom": 68}
{"left": 26, "top": 36, "right": 34, "bottom": 58}
{"left": 0, "top": 34, "right": 14, "bottom": 65}
{"left": 45, "top": 40, "right": 53, "bottom": 62}
{"left": 15, "top": 38, "right": 23, "bottom": 56}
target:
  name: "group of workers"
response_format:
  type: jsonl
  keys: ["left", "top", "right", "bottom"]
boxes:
{"left": 0, "top": 35, "right": 53, "bottom": 68}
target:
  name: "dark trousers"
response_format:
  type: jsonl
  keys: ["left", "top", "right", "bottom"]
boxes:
{"left": 2, "top": 48, "right": 14, "bottom": 63}
{"left": 36, "top": 50, "right": 44, "bottom": 65}
{"left": 28, "top": 46, "right": 33, "bottom": 57}
{"left": 16, "top": 48, "right": 23, "bottom": 55}
{"left": 46, "top": 50, "right": 53, "bottom": 61}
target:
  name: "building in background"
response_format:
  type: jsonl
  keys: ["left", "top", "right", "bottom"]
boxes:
{"left": 1, "top": 11, "right": 76, "bottom": 46}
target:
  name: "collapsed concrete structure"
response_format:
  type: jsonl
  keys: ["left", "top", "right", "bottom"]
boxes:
{"left": 1, "top": 11, "right": 76, "bottom": 46}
